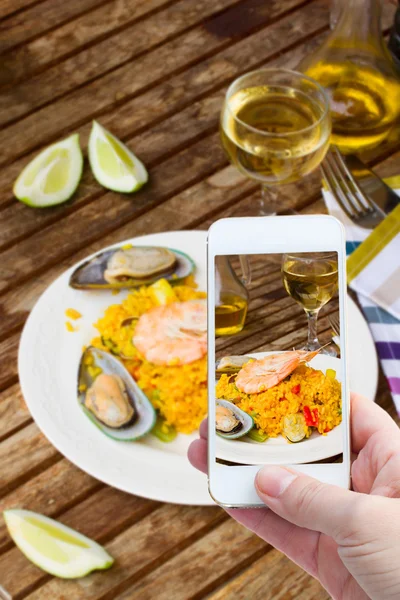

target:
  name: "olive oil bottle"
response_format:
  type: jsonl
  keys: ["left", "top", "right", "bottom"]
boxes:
{"left": 215, "top": 256, "right": 251, "bottom": 336}
{"left": 299, "top": 0, "right": 400, "bottom": 153}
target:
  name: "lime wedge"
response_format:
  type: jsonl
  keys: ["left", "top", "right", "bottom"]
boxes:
{"left": 3, "top": 509, "right": 114, "bottom": 579}
{"left": 13, "top": 134, "right": 83, "bottom": 208}
{"left": 88, "top": 121, "right": 148, "bottom": 193}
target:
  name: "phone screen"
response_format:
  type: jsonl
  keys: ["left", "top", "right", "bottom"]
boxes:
{"left": 214, "top": 251, "right": 344, "bottom": 467}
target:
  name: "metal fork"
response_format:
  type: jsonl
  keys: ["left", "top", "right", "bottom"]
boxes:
{"left": 321, "top": 146, "right": 386, "bottom": 229}
{"left": 329, "top": 313, "right": 340, "bottom": 338}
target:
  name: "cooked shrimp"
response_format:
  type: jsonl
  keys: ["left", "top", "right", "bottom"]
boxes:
{"left": 235, "top": 349, "right": 321, "bottom": 394}
{"left": 133, "top": 300, "right": 207, "bottom": 366}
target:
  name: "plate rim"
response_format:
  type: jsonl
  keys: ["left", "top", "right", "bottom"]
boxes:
{"left": 18, "top": 230, "right": 378, "bottom": 505}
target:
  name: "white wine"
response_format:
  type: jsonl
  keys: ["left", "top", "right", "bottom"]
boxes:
{"left": 304, "top": 61, "right": 400, "bottom": 152}
{"left": 282, "top": 257, "right": 338, "bottom": 312}
{"left": 215, "top": 293, "right": 248, "bottom": 336}
{"left": 220, "top": 85, "right": 330, "bottom": 186}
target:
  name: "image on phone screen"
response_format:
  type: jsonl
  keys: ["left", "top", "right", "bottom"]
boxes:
{"left": 214, "top": 251, "right": 344, "bottom": 467}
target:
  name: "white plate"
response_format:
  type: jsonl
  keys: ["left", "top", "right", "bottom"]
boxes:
{"left": 19, "top": 231, "right": 378, "bottom": 505}
{"left": 216, "top": 353, "right": 343, "bottom": 465}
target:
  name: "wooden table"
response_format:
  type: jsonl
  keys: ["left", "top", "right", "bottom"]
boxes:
{"left": 0, "top": 0, "right": 399, "bottom": 598}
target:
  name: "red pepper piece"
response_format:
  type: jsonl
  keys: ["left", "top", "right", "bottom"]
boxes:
{"left": 303, "top": 406, "right": 313, "bottom": 426}
{"left": 324, "top": 426, "right": 331, "bottom": 433}
{"left": 303, "top": 406, "right": 319, "bottom": 427}
{"left": 291, "top": 384, "right": 301, "bottom": 394}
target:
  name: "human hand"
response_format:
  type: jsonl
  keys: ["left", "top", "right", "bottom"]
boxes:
{"left": 188, "top": 393, "right": 400, "bottom": 600}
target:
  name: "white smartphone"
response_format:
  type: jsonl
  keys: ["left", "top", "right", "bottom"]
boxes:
{"left": 207, "top": 215, "right": 350, "bottom": 508}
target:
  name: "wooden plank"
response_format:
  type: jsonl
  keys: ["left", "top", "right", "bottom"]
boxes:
{"left": 1, "top": 0, "right": 239, "bottom": 89}
{"left": 0, "top": 384, "right": 30, "bottom": 442}
{"left": 0, "top": 459, "right": 100, "bottom": 554}
{"left": 23, "top": 504, "right": 224, "bottom": 599}
{"left": 0, "top": 41, "right": 334, "bottom": 257}
{"left": 0, "top": 30, "right": 333, "bottom": 262}
{"left": 0, "top": 91, "right": 228, "bottom": 249}
{"left": 0, "top": 423, "right": 61, "bottom": 498}
{"left": 0, "top": 166, "right": 252, "bottom": 342}
{"left": 0, "top": 0, "right": 329, "bottom": 163}
{"left": 0, "top": 0, "right": 43, "bottom": 20}
{"left": 0, "top": 137, "right": 395, "bottom": 345}
{"left": 0, "top": 487, "right": 158, "bottom": 598}
{"left": 108, "top": 520, "right": 266, "bottom": 600}
{"left": 264, "top": 314, "right": 335, "bottom": 353}
{"left": 0, "top": 0, "right": 303, "bottom": 130}
{"left": 0, "top": 134, "right": 227, "bottom": 296}
{"left": 1, "top": 142, "right": 399, "bottom": 343}
{"left": 0, "top": 26, "right": 329, "bottom": 210}
{"left": 6, "top": 0, "right": 329, "bottom": 83}
{"left": 0, "top": 26, "right": 331, "bottom": 245}
{"left": 247, "top": 295, "right": 296, "bottom": 326}
{"left": 0, "top": 332, "right": 19, "bottom": 391}
{"left": 3, "top": 0, "right": 395, "bottom": 170}
{"left": 217, "top": 300, "right": 338, "bottom": 357}
{"left": 0, "top": 0, "right": 173, "bottom": 58}
{"left": 216, "top": 284, "right": 302, "bottom": 352}
{"left": 207, "top": 548, "right": 330, "bottom": 600}
{"left": 216, "top": 301, "right": 305, "bottom": 354}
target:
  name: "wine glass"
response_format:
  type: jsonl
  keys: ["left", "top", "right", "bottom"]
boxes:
{"left": 281, "top": 252, "right": 338, "bottom": 355}
{"left": 220, "top": 68, "right": 331, "bottom": 215}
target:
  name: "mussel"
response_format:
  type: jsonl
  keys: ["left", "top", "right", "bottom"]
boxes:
{"left": 215, "top": 399, "right": 253, "bottom": 440}
{"left": 78, "top": 347, "right": 156, "bottom": 441}
{"left": 85, "top": 374, "right": 135, "bottom": 428}
{"left": 282, "top": 413, "right": 307, "bottom": 443}
{"left": 69, "top": 245, "right": 194, "bottom": 290}
{"left": 216, "top": 355, "right": 254, "bottom": 374}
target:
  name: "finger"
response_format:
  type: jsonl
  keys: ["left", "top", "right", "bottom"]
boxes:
{"left": 199, "top": 418, "right": 208, "bottom": 440}
{"left": 351, "top": 392, "right": 399, "bottom": 453}
{"left": 188, "top": 438, "right": 207, "bottom": 474}
{"left": 255, "top": 466, "right": 359, "bottom": 540}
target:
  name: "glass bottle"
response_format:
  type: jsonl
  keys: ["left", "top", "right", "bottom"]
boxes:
{"left": 299, "top": 0, "right": 400, "bottom": 153}
{"left": 215, "top": 255, "right": 251, "bottom": 336}
{"left": 330, "top": 0, "right": 343, "bottom": 29}
{"left": 388, "top": 2, "right": 400, "bottom": 70}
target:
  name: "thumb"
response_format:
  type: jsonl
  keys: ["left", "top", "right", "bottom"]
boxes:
{"left": 255, "top": 466, "right": 360, "bottom": 540}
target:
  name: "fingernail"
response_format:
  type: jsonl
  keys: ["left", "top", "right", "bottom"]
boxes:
{"left": 256, "top": 466, "right": 298, "bottom": 498}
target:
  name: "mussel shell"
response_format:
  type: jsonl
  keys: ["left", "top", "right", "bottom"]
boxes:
{"left": 78, "top": 347, "right": 156, "bottom": 441}
{"left": 215, "top": 399, "right": 254, "bottom": 440}
{"left": 69, "top": 246, "right": 195, "bottom": 290}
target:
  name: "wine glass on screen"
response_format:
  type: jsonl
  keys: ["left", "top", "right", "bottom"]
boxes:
{"left": 220, "top": 68, "right": 331, "bottom": 215}
{"left": 282, "top": 252, "right": 338, "bottom": 355}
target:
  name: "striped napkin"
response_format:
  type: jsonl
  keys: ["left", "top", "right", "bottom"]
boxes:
{"left": 323, "top": 186, "right": 400, "bottom": 413}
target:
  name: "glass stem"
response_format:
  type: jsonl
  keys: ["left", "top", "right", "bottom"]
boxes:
{"left": 330, "top": 0, "right": 342, "bottom": 30}
{"left": 260, "top": 185, "right": 278, "bottom": 216}
{"left": 306, "top": 309, "right": 320, "bottom": 349}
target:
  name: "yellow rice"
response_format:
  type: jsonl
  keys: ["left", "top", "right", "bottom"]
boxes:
{"left": 216, "top": 364, "right": 342, "bottom": 439}
{"left": 91, "top": 276, "right": 207, "bottom": 434}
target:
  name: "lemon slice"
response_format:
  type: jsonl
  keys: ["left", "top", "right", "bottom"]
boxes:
{"left": 3, "top": 509, "right": 114, "bottom": 579}
{"left": 88, "top": 121, "right": 148, "bottom": 193}
{"left": 13, "top": 134, "right": 83, "bottom": 207}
